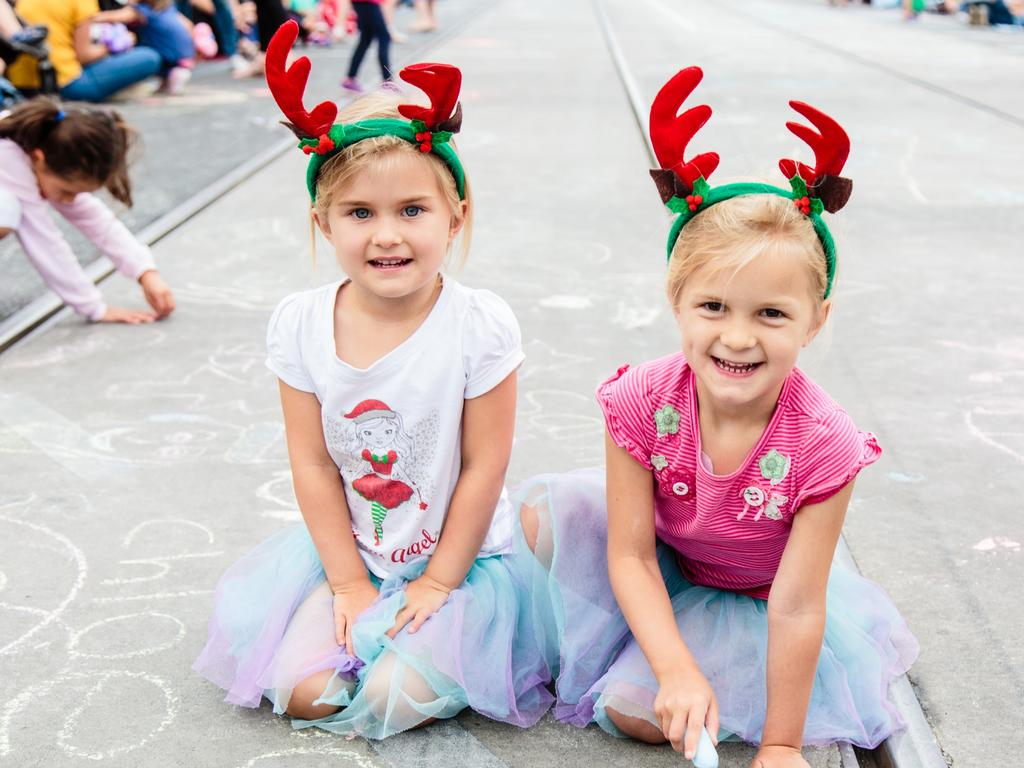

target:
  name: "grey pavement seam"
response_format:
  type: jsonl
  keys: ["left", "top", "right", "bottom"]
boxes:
{"left": 591, "top": 1, "right": 948, "bottom": 766}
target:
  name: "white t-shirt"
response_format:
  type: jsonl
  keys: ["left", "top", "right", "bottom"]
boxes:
{"left": 266, "top": 277, "right": 524, "bottom": 578}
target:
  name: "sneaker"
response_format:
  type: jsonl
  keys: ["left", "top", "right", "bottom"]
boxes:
{"left": 162, "top": 65, "right": 192, "bottom": 95}
{"left": 341, "top": 76, "right": 363, "bottom": 93}
{"left": 193, "top": 22, "right": 218, "bottom": 59}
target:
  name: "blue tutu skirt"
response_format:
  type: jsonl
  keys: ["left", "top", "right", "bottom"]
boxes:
{"left": 194, "top": 524, "right": 555, "bottom": 738}
{"left": 510, "top": 468, "right": 919, "bottom": 749}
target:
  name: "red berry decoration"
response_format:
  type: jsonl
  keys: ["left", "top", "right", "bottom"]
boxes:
{"left": 685, "top": 193, "right": 704, "bottom": 213}
{"left": 315, "top": 134, "right": 336, "bottom": 154}
{"left": 419, "top": 141, "right": 432, "bottom": 152}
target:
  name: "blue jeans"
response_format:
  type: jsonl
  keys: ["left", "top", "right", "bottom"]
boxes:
{"left": 137, "top": 4, "right": 195, "bottom": 72}
{"left": 60, "top": 48, "right": 162, "bottom": 102}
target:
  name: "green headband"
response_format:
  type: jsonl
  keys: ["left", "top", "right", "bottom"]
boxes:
{"left": 265, "top": 21, "right": 467, "bottom": 204}
{"left": 663, "top": 176, "right": 837, "bottom": 299}
{"left": 300, "top": 118, "right": 466, "bottom": 202}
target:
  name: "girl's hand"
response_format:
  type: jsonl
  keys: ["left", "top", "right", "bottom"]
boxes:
{"left": 750, "top": 745, "right": 810, "bottom": 768}
{"left": 331, "top": 579, "right": 379, "bottom": 658}
{"left": 653, "top": 667, "right": 719, "bottom": 759}
{"left": 385, "top": 574, "right": 451, "bottom": 639}
{"left": 139, "top": 270, "right": 176, "bottom": 318}
{"left": 99, "top": 305, "right": 157, "bottom": 324}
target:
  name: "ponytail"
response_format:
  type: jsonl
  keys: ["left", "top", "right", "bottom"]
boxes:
{"left": 0, "top": 98, "right": 138, "bottom": 207}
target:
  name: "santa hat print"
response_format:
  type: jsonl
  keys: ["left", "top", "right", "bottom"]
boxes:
{"left": 344, "top": 399, "right": 396, "bottom": 424}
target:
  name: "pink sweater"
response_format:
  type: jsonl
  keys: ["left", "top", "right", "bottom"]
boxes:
{"left": 597, "top": 353, "right": 881, "bottom": 599}
{"left": 0, "top": 139, "right": 155, "bottom": 321}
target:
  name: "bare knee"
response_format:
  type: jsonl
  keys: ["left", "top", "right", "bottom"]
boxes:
{"left": 520, "top": 503, "right": 539, "bottom": 553}
{"left": 363, "top": 651, "right": 438, "bottom": 728}
{"left": 285, "top": 669, "right": 341, "bottom": 720}
{"left": 605, "top": 706, "right": 666, "bottom": 744}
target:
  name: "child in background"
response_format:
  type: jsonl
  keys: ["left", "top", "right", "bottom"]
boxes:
{"left": 194, "top": 21, "right": 553, "bottom": 738}
{"left": 517, "top": 68, "right": 918, "bottom": 767}
{"left": 341, "top": 0, "right": 390, "bottom": 93}
{"left": 0, "top": 99, "right": 175, "bottom": 323}
{"left": 94, "top": 0, "right": 196, "bottom": 94}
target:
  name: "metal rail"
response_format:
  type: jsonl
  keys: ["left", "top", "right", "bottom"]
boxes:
{"left": 0, "top": 1, "right": 492, "bottom": 355}
{"left": 590, "top": 0, "right": 948, "bottom": 766}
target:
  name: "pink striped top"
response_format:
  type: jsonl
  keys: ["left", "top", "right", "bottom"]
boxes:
{"left": 596, "top": 352, "right": 880, "bottom": 599}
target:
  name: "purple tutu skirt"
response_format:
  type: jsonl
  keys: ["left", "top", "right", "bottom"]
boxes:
{"left": 194, "top": 524, "right": 555, "bottom": 738}
{"left": 510, "top": 468, "right": 919, "bottom": 749}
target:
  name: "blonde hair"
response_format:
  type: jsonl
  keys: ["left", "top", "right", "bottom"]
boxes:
{"left": 665, "top": 191, "right": 828, "bottom": 307}
{"left": 311, "top": 91, "right": 473, "bottom": 267}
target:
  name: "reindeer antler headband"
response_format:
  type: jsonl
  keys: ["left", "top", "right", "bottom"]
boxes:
{"left": 650, "top": 68, "right": 852, "bottom": 298}
{"left": 265, "top": 20, "right": 466, "bottom": 201}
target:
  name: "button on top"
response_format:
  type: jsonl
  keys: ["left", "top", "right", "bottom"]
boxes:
{"left": 672, "top": 482, "right": 689, "bottom": 497}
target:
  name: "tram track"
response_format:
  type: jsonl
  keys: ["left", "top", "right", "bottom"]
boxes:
{"left": 0, "top": 0, "right": 495, "bottom": 355}
{"left": 590, "top": 0, "right": 949, "bottom": 766}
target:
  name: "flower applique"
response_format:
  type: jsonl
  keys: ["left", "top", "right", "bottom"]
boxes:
{"left": 653, "top": 404, "right": 680, "bottom": 438}
{"left": 659, "top": 465, "right": 697, "bottom": 500}
{"left": 758, "top": 448, "right": 790, "bottom": 486}
{"left": 651, "top": 454, "right": 669, "bottom": 471}
{"left": 738, "top": 449, "right": 791, "bottom": 521}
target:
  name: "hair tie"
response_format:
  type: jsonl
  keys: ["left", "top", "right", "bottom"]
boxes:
{"left": 54, "top": 109, "right": 65, "bottom": 123}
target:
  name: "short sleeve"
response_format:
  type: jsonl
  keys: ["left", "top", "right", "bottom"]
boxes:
{"left": 266, "top": 293, "right": 315, "bottom": 393}
{"left": 595, "top": 364, "right": 657, "bottom": 470}
{"left": 462, "top": 290, "right": 525, "bottom": 399}
{"left": 792, "top": 409, "right": 881, "bottom": 511}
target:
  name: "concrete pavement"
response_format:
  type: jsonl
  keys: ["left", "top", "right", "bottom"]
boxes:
{"left": 1, "top": 0, "right": 1022, "bottom": 765}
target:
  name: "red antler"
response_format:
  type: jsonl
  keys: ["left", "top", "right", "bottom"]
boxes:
{"left": 265, "top": 20, "right": 337, "bottom": 138}
{"left": 649, "top": 67, "right": 720, "bottom": 188}
{"left": 778, "top": 101, "right": 849, "bottom": 183}
{"left": 397, "top": 63, "right": 461, "bottom": 129}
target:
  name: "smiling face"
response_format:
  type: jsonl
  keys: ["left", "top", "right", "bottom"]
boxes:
{"left": 30, "top": 150, "right": 101, "bottom": 204}
{"left": 314, "top": 149, "right": 465, "bottom": 304}
{"left": 675, "top": 243, "right": 830, "bottom": 417}
{"left": 360, "top": 418, "right": 397, "bottom": 451}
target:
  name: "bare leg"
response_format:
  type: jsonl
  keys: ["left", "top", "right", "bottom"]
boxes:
{"left": 362, "top": 651, "right": 446, "bottom": 732}
{"left": 278, "top": 582, "right": 357, "bottom": 718}
{"left": 0, "top": 2, "right": 24, "bottom": 37}
{"left": 519, "top": 497, "right": 553, "bottom": 569}
{"left": 605, "top": 707, "right": 667, "bottom": 744}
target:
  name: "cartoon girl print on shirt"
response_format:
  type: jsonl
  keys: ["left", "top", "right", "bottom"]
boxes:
{"left": 344, "top": 399, "right": 428, "bottom": 546}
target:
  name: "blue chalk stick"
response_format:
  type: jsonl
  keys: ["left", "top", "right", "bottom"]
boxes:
{"left": 692, "top": 727, "right": 719, "bottom": 768}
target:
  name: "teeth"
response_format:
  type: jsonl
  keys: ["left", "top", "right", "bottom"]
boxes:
{"left": 715, "top": 357, "right": 759, "bottom": 373}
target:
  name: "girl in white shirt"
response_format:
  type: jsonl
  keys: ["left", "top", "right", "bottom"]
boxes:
{"left": 194, "top": 21, "right": 554, "bottom": 739}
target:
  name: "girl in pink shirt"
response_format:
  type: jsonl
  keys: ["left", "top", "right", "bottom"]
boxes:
{"left": 515, "top": 69, "right": 918, "bottom": 767}
{"left": 0, "top": 99, "right": 175, "bottom": 324}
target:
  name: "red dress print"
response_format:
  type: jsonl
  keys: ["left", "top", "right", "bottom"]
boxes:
{"left": 353, "top": 449, "right": 415, "bottom": 508}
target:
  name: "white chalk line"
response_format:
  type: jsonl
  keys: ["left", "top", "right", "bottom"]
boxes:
{"left": 1, "top": 670, "right": 177, "bottom": 759}
{"left": 123, "top": 518, "right": 216, "bottom": 548}
{"left": 68, "top": 612, "right": 186, "bottom": 659}
{"left": 0, "top": 515, "right": 87, "bottom": 658}
{"left": 90, "top": 589, "right": 213, "bottom": 605}
{"left": 236, "top": 746, "right": 380, "bottom": 767}
{"left": 102, "top": 551, "right": 224, "bottom": 585}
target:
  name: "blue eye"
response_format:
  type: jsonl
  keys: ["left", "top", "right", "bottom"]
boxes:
{"left": 402, "top": 205, "right": 423, "bottom": 217}
{"left": 351, "top": 208, "right": 371, "bottom": 220}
